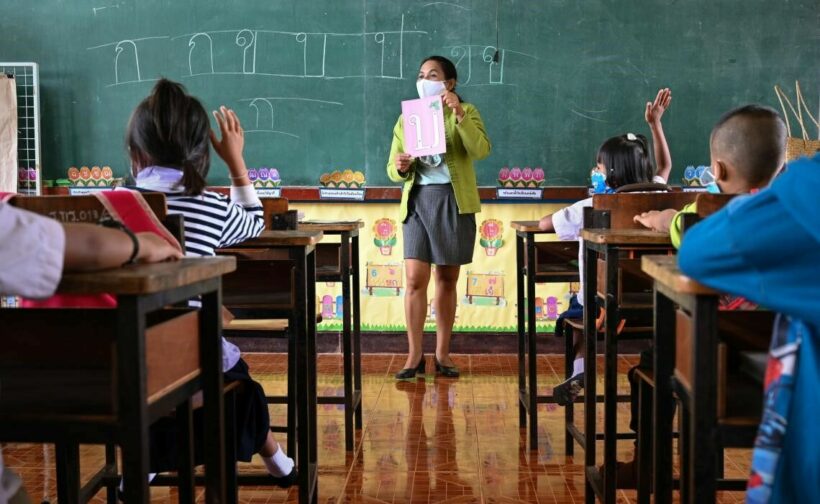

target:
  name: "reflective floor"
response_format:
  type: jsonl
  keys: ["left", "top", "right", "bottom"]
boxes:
{"left": 3, "top": 353, "right": 751, "bottom": 503}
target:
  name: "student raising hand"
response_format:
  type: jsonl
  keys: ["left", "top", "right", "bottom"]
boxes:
{"left": 645, "top": 88, "right": 672, "bottom": 125}
{"left": 645, "top": 88, "right": 673, "bottom": 182}
{"left": 209, "top": 106, "right": 250, "bottom": 186}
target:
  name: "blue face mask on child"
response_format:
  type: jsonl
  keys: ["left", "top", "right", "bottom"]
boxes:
{"left": 591, "top": 170, "right": 615, "bottom": 194}
{"left": 699, "top": 166, "right": 721, "bottom": 193}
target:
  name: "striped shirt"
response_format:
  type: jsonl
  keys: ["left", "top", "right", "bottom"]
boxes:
{"left": 162, "top": 189, "right": 264, "bottom": 257}
{"left": 133, "top": 182, "right": 264, "bottom": 373}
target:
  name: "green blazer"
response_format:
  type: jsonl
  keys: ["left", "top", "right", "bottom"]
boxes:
{"left": 386, "top": 102, "right": 491, "bottom": 222}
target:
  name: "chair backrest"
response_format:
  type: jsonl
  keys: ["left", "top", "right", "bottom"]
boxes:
{"left": 261, "top": 198, "right": 298, "bottom": 230}
{"left": 695, "top": 193, "right": 737, "bottom": 218}
{"left": 680, "top": 193, "right": 738, "bottom": 236}
{"left": 7, "top": 192, "right": 185, "bottom": 247}
{"left": 590, "top": 192, "right": 699, "bottom": 229}
{"left": 8, "top": 192, "right": 167, "bottom": 222}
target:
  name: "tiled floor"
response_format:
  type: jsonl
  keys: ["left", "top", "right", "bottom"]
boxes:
{"left": 3, "top": 353, "right": 751, "bottom": 503}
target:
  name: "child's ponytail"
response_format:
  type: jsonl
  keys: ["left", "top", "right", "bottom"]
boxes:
{"left": 127, "top": 78, "right": 211, "bottom": 195}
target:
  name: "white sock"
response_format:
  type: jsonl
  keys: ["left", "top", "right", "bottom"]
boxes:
{"left": 572, "top": 358, "right": 584, "bottom": 377}
{"left": 263, "top": 444, "right": 294, "bottom": 477}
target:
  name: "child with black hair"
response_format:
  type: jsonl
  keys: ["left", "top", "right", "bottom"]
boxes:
{"left": 538, "top": 88, "right": 673, "bottom": 405}
{"left": 126, "top": 78, "right": 296, "bottom": 486}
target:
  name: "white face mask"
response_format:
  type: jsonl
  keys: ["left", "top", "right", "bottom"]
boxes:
{"left": 416, "top": 79, "right": 447, "bottom": 99}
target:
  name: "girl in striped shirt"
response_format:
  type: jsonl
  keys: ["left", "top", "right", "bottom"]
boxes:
{"left": 126, "top": 79, "right": 296, "bottom": 487}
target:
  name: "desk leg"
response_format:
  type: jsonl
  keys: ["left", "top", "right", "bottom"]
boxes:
{"left": 201, "top": 287, "right": 227, "bottom": 504}
{"left": 55, "top": 443, "right": 80, "bottom": 504}
{"left": 117, "top": 295, "right": 150, "bottom": 504}
{"left": 175, "top": 398, "right": 195, "bottom": 504}
{"left": 653, "top": 288, "right": 676, "bottom": 503}
{"left": 516, "top": 233, "right": 526, "bottom": 429}
{"left": 691, "top": 297, "right": 718, "bottom": 504}
{"left": 526, "top": 233, "right": 538, "bottom": 451}
{"left": 293, "top": 247, "right": 319, "bottom": 504}
{"left": 583, "top": 245, "right": 597, "bottom": 504}
{"left": 352, "top": 235, "right": 363, "bottom": 430}
{"left": 340, "top": 232, "right": 355, "bottom": 451}
{"left": 603, "top": 246, "right": 618, "bottom": 503}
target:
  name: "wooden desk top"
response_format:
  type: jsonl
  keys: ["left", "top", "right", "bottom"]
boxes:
{"left": 235, "top": 229, "right": 324, "bottom": 247}
{"left": 57, "top": 257, "right": 236, "bottom": 295}
{"left": 510, "top": 220, "right": 551, "bottom": 233}
{"left": 581, "top": 228, "right": 672, "bottom": 245}
{"left": 641, "top": 255, "right": 717, "bottom": 295}
{"left": 299, "top": 220, "right": 364, "bottom": 232}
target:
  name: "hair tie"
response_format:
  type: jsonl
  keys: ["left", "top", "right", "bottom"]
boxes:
{"left": 626, "top": 133, "right": 637, "bottom": 141}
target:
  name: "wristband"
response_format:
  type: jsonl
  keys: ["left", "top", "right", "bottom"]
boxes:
{"left": 100, "top": 218, "right": 140, "bottom": 265}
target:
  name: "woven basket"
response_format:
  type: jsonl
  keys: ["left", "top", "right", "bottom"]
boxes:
{"left": 775, "top": 82, "right": 820, "bottom": 161}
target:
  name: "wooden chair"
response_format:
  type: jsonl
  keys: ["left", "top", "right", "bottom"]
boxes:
{"left": 217, "top": 197, "right": 299, "bottom": 458}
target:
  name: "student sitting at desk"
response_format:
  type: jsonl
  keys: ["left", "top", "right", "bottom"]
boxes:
{"left": 537, "top": 88, "right": 673, "bottom": 406}
{"left": 678, "top": 152, "right": 820, "bottom": 504}
{"left": 634, "top": 104, "right": 787, "bottom": 249}
{"left": 125, "top": 79, "right": 295, "bottom": 485}
{"left": 608, "top": 104, "right": 788, "bottom": 488}
{"left": 0, "top": 201, "right": 184, "bottom": 504}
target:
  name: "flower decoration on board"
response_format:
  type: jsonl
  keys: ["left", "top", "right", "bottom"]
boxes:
{"left": 498, "top": 166, "right": 545, "bottom": 188}
{"left": 373, "top": 218, "right": 397, "bottom": 255}
{"left": 249, "top": 167, "right": 281, "bottom": 188}
{"left": 319, "top": 169, "right": 366, "bottom": 189}
{"left": 479, "top": 219, "right": 504, "bottom": 256}
{"left": 67, "top": 166, "right": 114, "bottom": 186}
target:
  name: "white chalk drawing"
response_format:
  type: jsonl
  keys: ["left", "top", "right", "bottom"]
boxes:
{"left": 295, "top": 32, "right": 327, "bottom": 77}
{"left": 188, "top": 32, "right": 215, "bottom": 76}
{"left": 239, "top": 96, "right": 342, "bottom": 139}
{"left": 482, "top": 46, "right": 504, "bottom": 84}
{"left": 249, "top": 98, "right": 275, "bottom": 129}
{"left": 422, "top": 2, "right": 471, "bottom": 10}
{"left": 114, "top": 40, "right": 141, "bottom": 84}
{"left": 87, "top": 36, "right": 168, "bottom": 87}
{"left": 235, "top": 29, "right": 257, "bottom": 74}
{"left": 449, "top": 46, "right": 472, "bottom": 84}
{"left": 444, "top": 45, "right": 537, "bottom": 86}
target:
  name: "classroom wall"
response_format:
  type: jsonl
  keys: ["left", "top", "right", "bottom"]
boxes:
{"left": 293, "top": 201, "right": 570, "bottom": 334}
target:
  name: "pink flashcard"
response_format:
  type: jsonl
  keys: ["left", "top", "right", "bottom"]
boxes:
{"left": 401, "top": 95, "right": 447, "bottom": 157}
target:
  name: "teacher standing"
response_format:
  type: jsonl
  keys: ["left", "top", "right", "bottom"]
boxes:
{"left": 386, "top": 55, "right": 491, "bottom": 380}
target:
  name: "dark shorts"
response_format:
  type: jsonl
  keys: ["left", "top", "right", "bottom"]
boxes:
{"left": 403, "top": 184, "right": 476, "bottom": 265}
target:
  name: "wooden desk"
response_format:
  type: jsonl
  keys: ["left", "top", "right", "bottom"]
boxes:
{"left": 0, "top": 257, "right": 235, "bottom": 504}
{"left": 225, "top": 229, "right": 322, "bottom": 504}
{"left": 299, "top": 220, "right": 364, "bottom": 452}
{"left": 642, "top": 255, "right": 762, "bottom": 504}
{"left": 579, "top": 229, "right": 672, "bottom": 503}
{"left": 510, "top": 220, "right": 580, "bottom": 452}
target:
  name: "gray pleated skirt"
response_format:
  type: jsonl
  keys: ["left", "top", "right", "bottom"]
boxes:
{"left": 403, "top": 184, "right": 476, "bottom": 265}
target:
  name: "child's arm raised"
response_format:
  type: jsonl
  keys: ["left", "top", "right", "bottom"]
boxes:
{"left": 210, "top": 106, "right": 250, "bottom": 187}
{"left": 646, "top": 88, "right": 672, "bottom": 183}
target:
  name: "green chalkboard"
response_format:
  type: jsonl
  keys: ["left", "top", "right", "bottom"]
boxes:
{"left": 2, "top": 0, "right": 817, "bottom": 187}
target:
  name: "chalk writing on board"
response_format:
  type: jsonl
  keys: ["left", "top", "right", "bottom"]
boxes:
{"left": 444, "top": 45, "right": 537, "bottom": 86}
{"left": 188, "top": 33, "right": 215, "bottom": 75}
{"left": 236, "top": 29, "right": 257, "bottom": 74}
{"left": 87, "top": 36, "right": 169, "bottom": 87}
{"left": 92, "top": 16, "right": 426, "bottom": 83}
{"left": 237, "top": 97, "right": 343, "bottom": 139}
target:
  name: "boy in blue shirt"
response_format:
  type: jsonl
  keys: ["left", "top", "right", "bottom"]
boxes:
{"left": 679, "top": 153, "right": 820, "bottom": 504}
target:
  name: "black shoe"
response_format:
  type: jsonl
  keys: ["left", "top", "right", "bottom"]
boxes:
{"left": 395, "top": 354, "right": 425, "bottom": 380}
{"left": 553, "top": 372, "right": 584, "bottom": 406}
{"left": 434, "top": 357, "right": 460, "bottom": 378}
{"left": 270, "top": 467, "right": 299, "bottom": 488}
